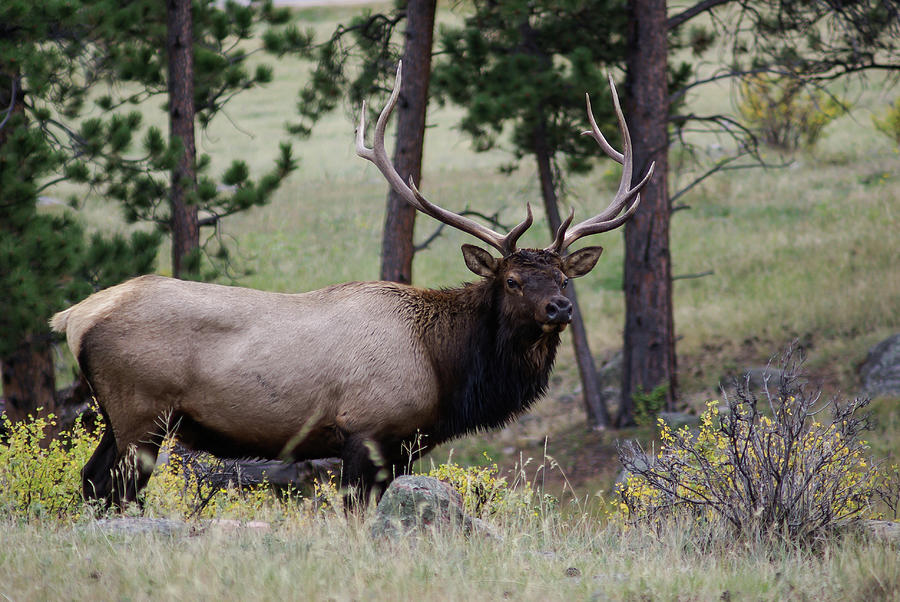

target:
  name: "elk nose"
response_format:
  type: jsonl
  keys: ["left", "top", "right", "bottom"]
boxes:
{"left": 545, "top": 296, "right": 573, "bottom": 323}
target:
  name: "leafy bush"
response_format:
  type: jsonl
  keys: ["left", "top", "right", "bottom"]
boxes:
{"left": 0, "top": 412, "right": 299, "bottom": 522}
{"left": 737, "top": 75, "right": 846, "bottom": 151}
{"left": 426, "top": 452, "right": 558, "bottom": 519}
{"left": 872, "top": 97, "right": 900, "bottom": 145}
{"left": 633, "top": 383, "right": 669, "bottom": 426}
{"left": 428, "top": 458, "right": 513, "bottom": 517}
{"left": 616, "top": 347, "right": 890, "bottom": 542}
{"left": 142, "top": 438, "right": 276, "bottom": 519}
{"left": 0, "top": 412, "right": 102, "bottom": 520}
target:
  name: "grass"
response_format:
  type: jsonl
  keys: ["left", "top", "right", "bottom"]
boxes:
{"left": 2, "top": 513, "right": 898, "bottom": 601}
{"left": 18, "top": 2, "right": 900, "bottom": 598}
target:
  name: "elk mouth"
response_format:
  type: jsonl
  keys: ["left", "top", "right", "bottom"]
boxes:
{"left": 542, "top": 321, "right": 569, "bottom": 333}
{"left": 541, "top": 314, "right": 572, "bottom": 334}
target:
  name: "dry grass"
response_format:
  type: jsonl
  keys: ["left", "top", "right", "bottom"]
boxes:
{"left": 2, "top": 512, "right": 898, "bottom": 601}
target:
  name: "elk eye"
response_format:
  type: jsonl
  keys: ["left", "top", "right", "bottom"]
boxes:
{"left": 506, "top": 278, "right": 519, "bottom": 289}
{"left": 561, "top": 278, "right": 569, "bottom": 289}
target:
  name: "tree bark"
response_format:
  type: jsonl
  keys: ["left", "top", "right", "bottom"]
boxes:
{"left": 380, "top": 0, "right": 436, "bottom": 284}
{"left": 167, "top": 0, "right": 199, "bottom": 279}
{"left": 1, "top": 335, "right": 57, "bottom": 428}
{"left": 0, "top": 68, "right": 58, "bottom": 433}
{"left": 533, "top": 122, "right": 610, "bottom": 429}
{"left": 621, "top": 0, "right": 677, "bottom": 425}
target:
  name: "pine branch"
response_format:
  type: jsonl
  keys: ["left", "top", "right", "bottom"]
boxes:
{"left": 667, "top": 0, "right": 735, "bottom": 31}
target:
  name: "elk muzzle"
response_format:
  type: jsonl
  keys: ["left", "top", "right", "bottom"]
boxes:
{"left": 541, "top": 295, "right": 573, "bottom": 332}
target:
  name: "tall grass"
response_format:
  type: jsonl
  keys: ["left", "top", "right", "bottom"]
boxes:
{"left": 2, "top": 512, "right": 898, "bottom": 601}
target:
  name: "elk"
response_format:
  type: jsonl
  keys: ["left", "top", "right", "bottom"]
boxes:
{"left": 51, "top": 63, "right": 653, "bottom": 508}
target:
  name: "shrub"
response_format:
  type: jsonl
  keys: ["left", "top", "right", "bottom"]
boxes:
{"left": 616, "top": 347, "right": 888, "bottom": 542}
{"left": 0, "top": 411, "right": 296, "bottom": 522}
{"left": 633, "top": 383, "right": 669, "bottom": 426}
{"left": 426, "top": 452, "right": 556, "bottom": 519}
{"left": 872, "top": 97, "right": 900, "bottom": 146}
{"left": 0, "top": 411, "right": 102, "bottom": 520}
{"left": 428, "top": 457, "right": 513, "bottom": 517}
{"left": 141, "top": 438, "right": 275, "bottom": 519}
{"left": 737, "top": 74, "right": 846, "bottom": 151}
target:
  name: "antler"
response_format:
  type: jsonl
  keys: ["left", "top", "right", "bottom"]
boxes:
{"left": 356, "top": 62, "right": 533, "bottom": 257}
{"left": 545, "top": 74, "right": 655, "bottom": 254}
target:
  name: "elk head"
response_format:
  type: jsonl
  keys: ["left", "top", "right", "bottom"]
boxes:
{"left": 356, "top": 63, "right": 654, "bottom": 334}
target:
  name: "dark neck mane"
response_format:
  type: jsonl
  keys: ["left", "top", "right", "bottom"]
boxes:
{"left": 412, "top": 280, "right": 561, "bottom": 444}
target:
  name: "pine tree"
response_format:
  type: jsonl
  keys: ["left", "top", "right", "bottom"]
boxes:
{"left": 0, "top": 0, "right": 306, "bottom": 424}
{"left": 430, "top": 0, "right": 630, "bottom": 427}
{"left": 0, "top": 0, "right": 160, "bottom": 423}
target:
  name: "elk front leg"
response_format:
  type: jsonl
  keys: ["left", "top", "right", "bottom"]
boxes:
{"left": 340, "top": 435, "right": 395, "bottom": 510}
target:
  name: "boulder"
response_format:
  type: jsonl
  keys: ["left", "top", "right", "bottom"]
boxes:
{"left": 860, "top": 334, "right": 900, "bottom": 398}
{"left": 597, "top": 351, "right": 623, "bottom": 414}
{"left": 740, "top": 365, "right": 783, "bottom": 391}
{"left": 370, "top": 475, "right": 498, "bottom": 540}
{"left": 657, "top": 411, "right": 699, "bottom": 430}
{"left": 858, "top": 519, "right": 900, "bottom": 545}
{"left": 86, "top": 517, "right": 191, "bottom": 537}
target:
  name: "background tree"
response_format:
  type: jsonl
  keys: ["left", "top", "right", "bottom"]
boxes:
{"left": 620, "top": 0, "right": 675, "bottom": 425}
{"left": 104, "top": 0, "right": 304, "bottom": 280}
{"left": 167, "top": 0, "right": 200, "bottom": 279}
{"left": 1, "top": 0, "right": 305, "bottom": 424}
{"left": 429, "top": 0, "right": 630, "bottom": 427}
{"left": 292, "top": 1, "right": 436, "bottom": 283}
{"left": 0, "top": 0, "right": 159, "bottom": 426}
{"left": 380, "top": 0, "right": 436, "bottom": 284}
{"left": 617, "top": 0, "right": 900, "bottom": 424}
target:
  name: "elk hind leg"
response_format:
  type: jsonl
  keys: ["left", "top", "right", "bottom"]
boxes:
{"left": 82, "top": 427, "right": 117, "bottom": 505}
{"left": 109, "top": 437, "right": 162, "bottom": 510}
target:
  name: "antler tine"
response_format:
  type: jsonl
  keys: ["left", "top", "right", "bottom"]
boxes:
{"left": 356, "top": 63, "right": 426, "bottom": 214}
{"left": 548, "top": 207, "right": 575, "bottom": 254}
{"left": 408, "top": 180, "right": 534, "bottom": 256}
{"left": 546, "top": 73, "right": 655, "bottom": 254}
{"left": 357, "top": 62, "right": 534, "bottom": 256}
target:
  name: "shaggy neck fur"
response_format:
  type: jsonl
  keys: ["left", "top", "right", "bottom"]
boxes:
{"left": 403, "top": 279, "right": 561, "bottom": 444}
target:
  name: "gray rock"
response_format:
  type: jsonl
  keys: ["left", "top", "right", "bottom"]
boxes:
{"left": 657, "top": 411, "right": 699, "bottom": 430}
{"left": 370, "top": 475, "right": 498, "bottom": 540}
{"left": 858, "top": 519, "right": 900, "bottom": 545}
{"left": 598, "top": 352, "right": 623, "bottom": 414}
{"left": 86, "top": 517, "right": 192, "bottom": 537}
{"left": 860, "top": 334, "right": 900, "bottom": 398}
{"left": 736, "top": 365, "right": 783, "bottom": 392}
{"left": 598, "top": 351, "right": 623, "bottom": 389}
{"left": 615, "top": 443, "right": 652, "bottom": 485}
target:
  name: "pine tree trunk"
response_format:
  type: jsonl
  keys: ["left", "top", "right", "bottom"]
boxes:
{"left": 621, "top": 0, "right": 677, "bottom": 426}
{"left": 533, "top": 122, "right": 610, "bottom": 429}
{"left": 1, "top": 335, "right": 57, "bottom": 429}
{"left": 380, "top": 0, "right": 436, "bottom": 284}
{"left": 167, "top": 0, "right": 199, "bottom": 279}
{"left": 0, "top": 68, "right": 58, "bottom": 434}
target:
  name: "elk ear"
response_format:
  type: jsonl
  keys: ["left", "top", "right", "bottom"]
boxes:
{"left": 563, "top": 246, "right": 603, "bottom": 278}
{"left": 461, "top": 244, "right": 499, "bottom": 277}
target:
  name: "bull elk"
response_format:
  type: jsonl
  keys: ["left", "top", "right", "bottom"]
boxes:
{"left": 51, "top": 63, "right": 653, "bottom": 508}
